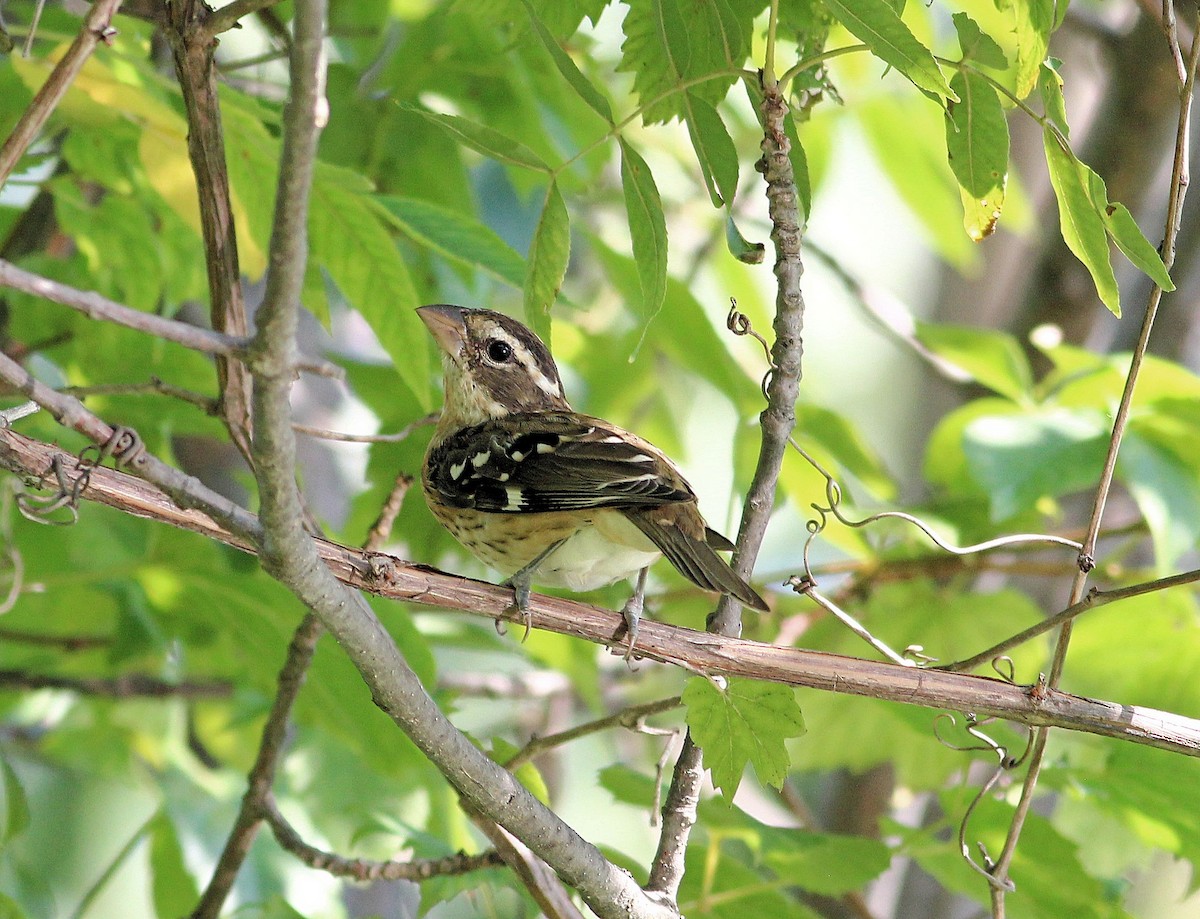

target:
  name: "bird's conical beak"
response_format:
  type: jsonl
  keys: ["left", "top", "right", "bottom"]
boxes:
{"left": 417, "top": 305, "right": 467, "bottom": 357}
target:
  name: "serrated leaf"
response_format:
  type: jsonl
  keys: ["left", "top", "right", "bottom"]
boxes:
{"left": 1038, "top": 59, "right": 1069, "bottom": 137}
{"left": 375, "top": 195, "right": 526, "bottom": 288}
{"left": 619, "top": 140, "right": 668, "bottom": 319}
{"left": 309, "top": 169, "right": 429, "bottom": 408}
{"left": 682, "top": 92, "right": 739, "bottom": 207}
{"left": 951, "top": 12, "right": 1008, "bottom": 69}
{"left": 764, "top": 834, "right": 893, "bottom": 895}
{"left": 725, "top": 211, "right": 765, "bottom": 264}
{"left": 914, "top": 322, "right": 1031, "bottom": 401}
{"left": 1042, "top": 128, "right": 1121, "bottom": 316}
{"left": 683, "top": 677, "right": 805, "bottom": 798}
{"left": 523, "top": 180, "right": 570, "bottom": 342}
{"left": 944, "top": 69, "right": 1009, "bottom": 241}
{"left": 521, "top": 0, "right": 613, "bottom": 122}
{"left": 410, "top": 108, "right": 550, "bottom": 172}
{"left": 823, "top": 0, "right": 956, "bottom": 102}
{"left": 617, "top": 0, "right": 751, "bottom": 124}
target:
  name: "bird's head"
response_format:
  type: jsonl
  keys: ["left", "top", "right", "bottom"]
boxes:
{"left": 418, "top": 305, "right": 570, "bottom": 427}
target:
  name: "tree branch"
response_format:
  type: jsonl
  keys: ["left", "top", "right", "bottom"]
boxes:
{"left": 0, "top": 259, "right": 341, "bottom": 378}
{"left": 203, "top": 0, "right": 284, "bottom": 37}
{"left": 0, "top": 0, "right": 124, "bottom": 189}
{"left": 2, "top": 427, "right": 1197, "bottom": 759}
{"left": 0, "top": 669, "right": 230, "bottom": 698}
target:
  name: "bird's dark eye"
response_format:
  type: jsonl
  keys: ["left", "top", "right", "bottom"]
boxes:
{"left": 486, "top": 339, "right": 514, "bottom": 363}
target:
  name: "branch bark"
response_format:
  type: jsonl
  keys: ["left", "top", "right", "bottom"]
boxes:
{"left": 2, "top": 427, "right": 1197, "bottom": 759}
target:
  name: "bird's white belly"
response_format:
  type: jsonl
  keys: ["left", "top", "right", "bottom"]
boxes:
{"left": 535, "top": 515, "right": 660, "bottom": 592}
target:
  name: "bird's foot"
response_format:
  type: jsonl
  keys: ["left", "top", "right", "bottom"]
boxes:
{"left": 617, "top": 567, "right": 650, "bottom": 662}
{"left": 500, "top": 573, "right": 534, "bottom": 642}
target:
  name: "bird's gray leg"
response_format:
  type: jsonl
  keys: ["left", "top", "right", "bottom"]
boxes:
{"left": 500, "top": 539, "right": 566, "bottom": 641}
{"left": 618, "top": 566, "right": 650, "bottom": 661}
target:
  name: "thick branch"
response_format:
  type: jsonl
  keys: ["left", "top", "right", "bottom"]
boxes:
{"left": 2, "top": 428, "right": 1197, "bottom": 758}
{"left": 0, "top": 0, "right": 124, "bottom": 188}
{"left": 240, "top": 6, "right": 672, "bottom": 918}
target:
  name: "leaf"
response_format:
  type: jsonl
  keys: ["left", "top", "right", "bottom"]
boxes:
{"left": 617, "top": 0, "right": 752, "bottom": 124}
{"left": 1042, "top": 128, "right": 1121, "bottom": 316}
{"left": 1083, "top": 169, "right": 1174, "bottom": 292}
{"left": 0, "top": 754, "right": 29, "bottom": 845}
{"left": 725, "top": 211, "right": 765, "bottom": 264}
{"left": 1011, "top": 0, "right": 1057, "bottom": 99}
{"left": 1118, "top": 432, "right": 1200, "bottom": 573}
{"left": 961, "top": 406, "right": 1109, "bottom": 520}
{"left": 520, "top": 0, "right": 613, "bottom": 122}
{"left": 410, "top": 108, "right": 551, "bottom": 172}
{"left": 914, "top": 323, "right": 1032, "bottom": 401}
{"left": 523, "top": 180, "right": 570, "bottom": 342}
{"left": 619, "top": 140, "right": 668, "bottom": 319}
{"left": 375, "top": 195, "right": 526, "bottom": 288}
{"left": 944, "top": 69, "right": 1009, "bottom": 241}
{"left": 764, "top": 834, "right": 893, "bottom": 895}
{"left": 1038, "top": 58, "right": 1069, "bottom": 137}
{"left": 682, "top": 92, "right": 739, "bottom": 207}
{"left": 683, "top": 677, "right": 805, "bottom": 798}
{"left": 951, "top": 12, "right": 1008, "bottom": 69}
{"left": 309, "top": 167, "right": 429, "bottom": 408}
{"left": 823, "top": 0, "right": 957, "bottom": 102}
{"left": 149, "top": 810, "right": 199, "bottom": 918}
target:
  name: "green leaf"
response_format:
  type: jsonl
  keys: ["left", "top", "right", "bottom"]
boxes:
{"left": 682, "top": 92, "right": 739, "bottom": 207}
{"left": 951, "top": 12, "right": 1008, "bottom": 69}
{"left": 520, "top": 0, "right": 613, "bottom": 122}
{"left": 1012, "top": 0, "right": 1056, "bottom": 99}
{"left": 914, "top": 323, "right": 1032, "bottom": 401}
{"left": 375, "top": 195, "right": 526, "bottom": 288}
{"left": 0, "top": 754, "right": 29, "bottom": 845}
{"left": 619, "top": 140, "right": 668, "bottom": 319}
{"left": 148, "top": 810, "right": 199, "bottom": 918}
{"left": 683, "top": 677, "right": 805, "bottom": 798}
{"left": 764, "top": 834, "right": 893, "bottom": 895}
{"left": 725, "top": 211, "right": 765, "bottom": 264}
{"left": 309, "top": 168, "right": 429, "bottom": 408}
{"left": 523, "top": 180, "right": 570, "bottom": 341}
{"left": 1042, "top": 128, "right": 1121, "bottom": 316}
{"left": 944, "top": 69, "right": 1009, "bottom": 241}
{"left": 410, "top": 108, "right": 551, "bottom": 172}
{"left": 1083, "top": 169, "right": 1174, "bottom": 291}
{"left": 823, "top": 0, "right": 957, "bottom": 102}
{"left": 617, "top": 0, "right": 752, "bottom": 124}
{"left": 1038, "top": 59, "right": 1069, "bottom": 137}
{"left": 961, "top": 406, "right": 1109, "bottom": 520}
{"left": 1118, "top": 432, "right": 1200, "bottom": 573}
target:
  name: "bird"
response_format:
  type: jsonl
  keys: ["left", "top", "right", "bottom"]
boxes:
{"left": 418, "top": 304, "right": 768, "bottom": 658}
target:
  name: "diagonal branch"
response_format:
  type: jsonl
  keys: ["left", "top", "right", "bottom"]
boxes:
{"left": 0, "top": 259, "right": 341, "bottom": 378}
{"left": 0, "top": 0, "right": 124, "bottom": 189}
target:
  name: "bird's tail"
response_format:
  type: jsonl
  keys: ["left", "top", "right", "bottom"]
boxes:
{"left": 627, "top": 510, "right": 768, "bottom": 611}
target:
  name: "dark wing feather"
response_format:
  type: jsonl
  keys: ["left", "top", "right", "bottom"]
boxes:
{"left": 425, "top": 412, "right": 694, "bottom": 513}
{"left": 626, "top": 509, "right": 768, "bottom": 611}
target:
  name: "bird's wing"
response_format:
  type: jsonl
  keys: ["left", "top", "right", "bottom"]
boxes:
{"left": 425, "top": 412, "right": 695, "bottom": 513}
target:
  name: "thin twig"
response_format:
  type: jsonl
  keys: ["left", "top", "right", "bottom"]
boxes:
{"left": 504, "top": 697, "right": 683, "bottom": 771}
{"left": 987, "top": 22, "right": 1200, "bottom": 913}
{"left": 362, "top": 472, "right": 413, "bottom": 551}
{"left": 0, "top": 627, "right": 110, "bottom": 651}
{"left": 0, "top": 669, "right": 230, "bottom": 697}
{"left": 293, "top": 413, "right": 436, "bottom": 444}
{"left": 190, "top": 614, "right": 323, "bottom": 919}
{"left": 0, "top": 0, "right": 124, "bottom": 189}
{"left": 261, "top": 795, "right": 504, "bottom": 879}
{"left": 0, "top": 259, "right": 342, "bottom": 379}
{"left": 204, "top": 0, "right": 283, "bottom": 37}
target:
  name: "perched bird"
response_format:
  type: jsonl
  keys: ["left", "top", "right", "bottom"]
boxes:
{"left": 418, "top": 305, "right": 767, "bottom": 657}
